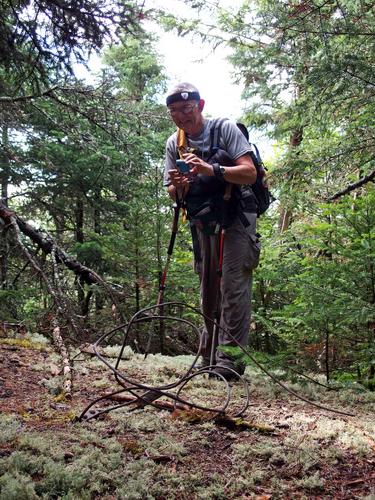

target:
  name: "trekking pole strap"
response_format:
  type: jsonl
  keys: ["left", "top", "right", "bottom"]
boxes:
{"left": 218, "top": 228, "right": 225, "bottom": 277}
{"left": 168, "top": 203, "right": 180, "bottom": 256}
{"left": 158, "top": 201, "right": 180, "bottom": 303}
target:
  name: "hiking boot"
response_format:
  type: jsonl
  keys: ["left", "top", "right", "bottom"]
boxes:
{"left": 193, "top": 358, "right": 211, "bottom": 371}
{"left": 209, "top": 366, "right": 241, "bottom": 382}
{"left": 234, "top": 362, "right": 246, "bottom": 376}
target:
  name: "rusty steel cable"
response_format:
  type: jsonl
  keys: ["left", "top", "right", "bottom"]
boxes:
{"left": 78, "top": 177, "right": 354, "bottom": 422}
{"left": 78, "top": 301, "right": 355, "bottom": 422}
{"left": 78, "top": 302, "right": 250, "bottom": 421}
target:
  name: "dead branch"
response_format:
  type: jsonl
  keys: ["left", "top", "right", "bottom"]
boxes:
{"left": 108, "top": 392, "right": 276, "bottom": 433}
{"left": 0, "top": 202, "right": 127, "bottom": 323}
{"left": 0, "top": 202, "right": 99, "bottom": 285}
{"left": 50, "top": 242, "right": 80, "bottom": 338}
{"left": 328, "top": 169, "right": 375, "bottom": 201}
{"left": 8, "top": 214, "right": 60, "bottom": 307}
{"left": 52, "top": 322, "right": 72, "bottom": 399}
{"left": 9, "top": 213, "right": 73, "bottom": 398}
{"left": 1, "top": 203, "right": 112, "bottom": 289}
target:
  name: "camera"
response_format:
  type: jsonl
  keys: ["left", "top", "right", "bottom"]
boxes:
{"left": 176, "top": 159, "right": 190, "bottom": 174}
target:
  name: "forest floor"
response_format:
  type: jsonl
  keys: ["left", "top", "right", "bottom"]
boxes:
{"left": 0, "top": 335, "right": 375, "bottom": 500}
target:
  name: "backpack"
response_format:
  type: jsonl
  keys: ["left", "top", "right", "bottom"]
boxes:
{"left": 236, "top": 122, "right": 274, "bottom": 217}
{"left": 176, "top": 119, "right": 237, "bottom": 233}
{"left": 206, "top": 119, "right": 274, "bottom": 218}
{"left": 176, "top": 119, "right": 272, "bottom": 233}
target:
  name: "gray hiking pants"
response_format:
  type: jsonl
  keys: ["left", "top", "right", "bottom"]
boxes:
{"left": 194, "top": 213, "right": 260, "bottom": 369}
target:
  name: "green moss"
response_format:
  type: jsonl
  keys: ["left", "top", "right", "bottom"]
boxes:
{"left": 38, "top": 377, "right": 62, "bottom": 395}
{"left": 117, "top": 410, "right": 169, "bottom": 433}
{"left": 18, "top": 433, "right": 63, "bottom": 459}
{"left": 0, "top": 471, "right": 38, "bottom": 500}
{"left": 1, "top": 429, "right": 127, "bottom": 498}
{"left": 0, "top": 414, "right": 21, "bottom": 445}
{"left": 232, "top": 441, "right": 275, "bottom": 461}
{"left": 226, "top": 467, "right": 268, "bottom": 497}
{"left": 143, "top": 434, "right": 187, "bottom": 460}
{"left": 35, "top": 461, "right": 75, "bottom": 498}
{"left": 92, "top": 378, "right": 110, "bottom": 389}
{"left": 0, "top": 338, "right": 46, "bottom": 350}
{"left": 297, "top": 471, "right": 324, "bottom": 491}
{"left": 102, "top": 345, "right": 134, "bottom": 359}
{"left": 115, "top": 459, "right": 161, "bottom": 499}
{"left": 194, "top": 473, "right": 226, "bottom": 499}
{"left": 6, "top": 451, "right": 50, "bottom": 476}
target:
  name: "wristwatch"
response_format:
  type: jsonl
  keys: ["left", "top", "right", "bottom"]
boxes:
{"left": 213, "top": 163, "right": 226, "bottom": 180}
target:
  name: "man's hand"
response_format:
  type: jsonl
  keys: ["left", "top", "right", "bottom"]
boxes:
{"left": 183, "top": 153, "right": 214, "bottom": 177}
{"left": 167, "top": 169, "right": 190, "bottom": 200}
{"left": 183, "top": 152, "right": 256, "bottom": 185}
{"left": 169, "top": 169, "right": 191, "bottom": 188}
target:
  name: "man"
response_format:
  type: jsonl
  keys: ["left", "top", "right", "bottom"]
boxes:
{"left": 164, "top": 82, "right": 260, "bottom": 381}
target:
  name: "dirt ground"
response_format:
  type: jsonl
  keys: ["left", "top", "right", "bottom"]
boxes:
{"left": 0, "top": 340, "right": 375, "bottom": 499}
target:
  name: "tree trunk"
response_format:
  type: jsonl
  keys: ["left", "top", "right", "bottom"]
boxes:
{"left": 278, "top": 127, "right": 303, "bottom": 233}
{"left": 93, "top": 187, "right": 104, "bottom": 312}
{"left": 0, "top": 202, "right": 104, "bottom": 287}
{"left": 52, "top": 322, "right": 72, "bottom": 399}
{"left": 368, "top": 321, "right": 375, "bottom": 390}
{"left": 75, "top": 197, "right": 86, "bottom": 313}
{"left": 325, "top": 328, "right": 330, "bottom": 383}
{"left": 135, "top": 244, "right": 140, "bottom": 313}
{"left": 0, "top": 125, "right": 9, "bottom": 290}
{"left": 154, "top": 164, "right": 166, "bottom": 352}
{"left": 75, "top": 197, "right": 84, "bottom": 245}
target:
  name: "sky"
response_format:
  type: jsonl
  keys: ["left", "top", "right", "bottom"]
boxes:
{"left": 145, "top": 0, "right": 245, "bottom": 120}
{"left": 143, "top": 0, "right": 273, "bottom": 157}
{"left": 76, "top": 0, "right": 273, "bottom": 155}
{"left": 155, "top": 30, "right": 244, "bottom": 120}
{"left": 75, "top": 26, "right": 245, "bottom": 120}
{"left": 154, "top": 25, "right": 273, "bottom": 156}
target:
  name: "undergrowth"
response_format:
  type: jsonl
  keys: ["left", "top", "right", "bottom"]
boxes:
{"left": 1, "top": 337, "right": 375, "bottom": 499}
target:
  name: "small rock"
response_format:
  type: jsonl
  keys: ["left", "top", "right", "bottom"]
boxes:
{"left": 50, "top": 402, "right": 69, "bottom": 411}
{"left": 0, "top": 388, "right": 13, "bottom": 398}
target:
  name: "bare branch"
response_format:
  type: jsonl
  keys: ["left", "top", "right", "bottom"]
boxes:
{"left": 0, "top": 201, "right": 101, "bottom": 286}
{"left": 50, "top": 242, "right": 80, "bottom": 338}
{"left": 52, "top": 322, "right": 73, "bottom": 399}
{"left": 328, "top": 169, "right": 375, "bottom": 201}
{"left": 0, "top": 201, "right": 127, "bottom": 322}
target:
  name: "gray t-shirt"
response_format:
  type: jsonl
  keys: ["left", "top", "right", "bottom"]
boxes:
{"left": 164, "top": 118, "right": 252, "bottom": 186}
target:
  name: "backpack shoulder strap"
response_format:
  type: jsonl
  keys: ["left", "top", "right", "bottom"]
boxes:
{"left": 176, "top": 128, "right": 187, "bottom": 159}
{"left": 209, "top": 118, "right": 228, "bottom": 157}
{"left": 251, "top": 143, "right": 262, "bottom": 164}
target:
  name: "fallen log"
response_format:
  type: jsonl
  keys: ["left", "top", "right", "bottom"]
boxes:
{"left": 0, "top": 201, "right": 100, "bottom": 286}
{"left": 107, "top": 392, "right": 277, "bottom": 433}
{"left": 7, "top": 211, "right": 73, "bottom": 399}
{"left": 0, "top": 201, "right": 126, "bottom": 325}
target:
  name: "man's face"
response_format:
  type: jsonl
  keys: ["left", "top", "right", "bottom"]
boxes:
{"left": 167, "top": 99, "right": 204, "bottom": 135}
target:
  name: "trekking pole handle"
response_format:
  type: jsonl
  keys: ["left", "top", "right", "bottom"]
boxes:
{"left": 223, "top": 182, "right": 232, "bottom": 201}
{"left": 167, "top": 204, "right": 180, "bottom": 255}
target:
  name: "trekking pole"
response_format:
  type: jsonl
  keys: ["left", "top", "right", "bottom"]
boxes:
{"left": 210, "top": 183, "right": 232, "bottom": 368}
{"left": 157, "top": 198, "right": 181, "bottom": 307}
{"left": 145, "top": 198, "right": 181, "bottom": 357}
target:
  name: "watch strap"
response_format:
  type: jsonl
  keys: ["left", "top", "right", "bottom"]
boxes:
{"left": 213, "top": 163, "right": 225, "bottom": 180}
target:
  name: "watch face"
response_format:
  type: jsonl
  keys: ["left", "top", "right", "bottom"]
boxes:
{"left": 220, "top": 166, "right": 225, "bottom": 175}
